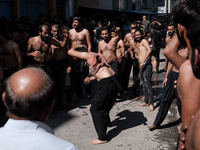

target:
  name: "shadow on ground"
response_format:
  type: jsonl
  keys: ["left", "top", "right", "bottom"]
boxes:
{"left": 107, "top": 110, "right": 147, "bottom": 141}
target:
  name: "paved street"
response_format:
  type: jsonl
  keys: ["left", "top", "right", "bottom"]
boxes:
{"left": 47, "top": 49, "right": 181, "bottom": 150}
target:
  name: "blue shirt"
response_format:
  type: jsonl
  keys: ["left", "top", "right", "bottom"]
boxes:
{"left": 0, "top": 119, "right": 78, "bottom": 150}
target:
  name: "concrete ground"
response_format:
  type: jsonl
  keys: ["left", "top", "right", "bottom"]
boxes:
{"left": 46, "top": 49, "right": 181, "bottom": 150}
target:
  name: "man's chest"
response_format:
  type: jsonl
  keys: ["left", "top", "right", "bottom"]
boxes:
{"left": 70, "top": 32, "right": 86, "bottom": 41}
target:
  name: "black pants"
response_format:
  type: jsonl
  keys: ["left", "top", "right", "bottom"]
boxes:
{"left": 51, "top": 59, "right": 65, "bottom": 107}
{"left": 123, "top": 52, "right": 133, "bottom": 90}
{"left": 90, "top": 76, "right": 118, "bottom": 140}
{"left": 153, "top": 70, "right": 181, "bottom": 126}
{"left": 132, "top": 58, "right": 140, "bottom": 95}
{"left": 71, "top": 59, "right": 91, "bottom": 98}
{"left": 109, "top": 60, "right": 119, "bottom": 76}
{"left": 139, "top": 60, "right": 153, "bottom": 105}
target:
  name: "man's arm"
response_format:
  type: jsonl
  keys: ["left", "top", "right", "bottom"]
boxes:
{"left": 98, "top": 41, "right": 102, "bottom": 54}
{"left": 68, "top": 48, "right": 90, "bottom": 61}
{"left": 124, "top": 35, "right": 130, "bottom": 47}
{"left": 120, "top": 40, "right": 125, "bottom": 57}
{"left": 13, "top": 43, "right": 22, "bottom": 69}
{"left": 162, "top": 62, "right": 173, "bottom": 87}
{"left": 163, "top": 34, "right": 186, "bottom": 69}
{"left": 141, "top": 39, "right": 152, "bottom": 63}
{"left": 85, "top": 29, "right": 92, "bottom": 52}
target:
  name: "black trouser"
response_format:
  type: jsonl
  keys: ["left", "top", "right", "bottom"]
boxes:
{"left": 51, "top": 59, "right": 65, "bottom": 107}
{"left": 153, "top": 70, "right": 181, "bottom": 126}
{"left": 139, "top": 59, "right": 153, "bottom": 105}
{"left": 72, "top": 59, "right": 91, "bottom": 98}
{"left": 109, "top": 60, "right": 119, "bottom": 76}
{"left": 132, "top": 58, "right": 140, "bottom": 95}
{"left": 123, "top": 52, "right": 133, "bottom": 90}
{"left": 90, "top": 76, "right": 118, "bottom": 140}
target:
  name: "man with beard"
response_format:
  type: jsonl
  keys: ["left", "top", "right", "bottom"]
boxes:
{"left": 69, "top": 17, "right": 92, "bottom": 100}
{"left": 98, "top": 26, "right": 120, "bottom": 76}
{"left": 131, "top": 29, "right": 153, "bottom": 111}
{"left": 163, "top": 1, "right": 200, "bottom": 149}
{"left": 27, "top": 25, "right": 65, "bottom": 75}
{"left": 49, "top": 25, "right": 71, "bottom": 112}
{"left": 164, "top": 23, "right": 175, "bottom": 70}
{"left": 129, "top": 27, "right": 141, "bottom": 97}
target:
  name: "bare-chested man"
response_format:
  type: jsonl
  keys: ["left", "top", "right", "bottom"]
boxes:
{"left": 98, "top": 26, "right": 120, "bottom": 76}
{"left": 129, "top": 27, "right": 141, "bottom": 97}
{"left": 12, "top": 21, "right": 30, "bottom": 67}
{"left": 27, "top": 25, "right": 65, "bottom": 75}
{"left": 123, "top": 24, "right": 137, "bottom": 91}
{"left": 130, "top": 29, "right": 153, "bottom": 111}
{"left": 164, "top": 23, "right": 175, "bottom": 70}
{"left": 49, "top": 24, "right": 71, "bottom": 110}
{"left": 0, "top": 31, "right": 22, "bottom": 79}
{"left": 111, "top": 27, "right": 125, "bottom": 94}
{"left": 69, "top": 17, "right": 92, "bottom": 99}
{"left": 162, "top": 1, "right": 200, "bottom": 149}
{"left": 68, "top": 47, "right": 121, "bottom": 145}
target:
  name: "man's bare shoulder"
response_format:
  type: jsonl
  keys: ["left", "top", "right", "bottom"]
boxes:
{"left": 28, "top": 36, "right": 39, "bottom": 42}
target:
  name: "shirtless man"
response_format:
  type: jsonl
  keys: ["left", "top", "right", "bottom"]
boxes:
{"left": 68, "top": 47, "right": 121, "bottom": 145}
{"left": 69, "top": 17, "right": 92, "bottom": 100}
{"left": 98, "top": 26, "right": 120, "bottom": 75}
{"left": 123, "top": 25, "right": 137, "bottom": 91}
{"left": 50, "top": 24, "right": 71, "bottom": 110}
{"left": 0, "top": 31, "right": 22, "bottom": 79}
{"left": 131, "top": 29, "right": 153, "bottom": 111}
{"left": 162, "top": 1, "right": 200, "bottom": 149}
{"left": 129, "top": 27, "right": 141, "bottom": 97}
{"left": 111, "top": 27, "right": 125, "bottom": 94}
{"left": 27, "top": 25, "right": 50, "bottom": 64}
{"left": 69, "top": 17, "right": 92, "bottom": 51}
{"left": 12, "top": 21, "right": 30, "bottom": 67}
{"left": 164, "top": 23, "right": 175, "bottom": 70}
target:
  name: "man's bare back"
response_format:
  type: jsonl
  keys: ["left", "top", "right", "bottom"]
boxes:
{"left": 0, "top": 40, "right": 22, "bottom": 68}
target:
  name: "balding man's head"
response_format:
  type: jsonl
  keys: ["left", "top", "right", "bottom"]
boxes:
{"left": 3, "top": 67, "right": 55, "bottom": 120}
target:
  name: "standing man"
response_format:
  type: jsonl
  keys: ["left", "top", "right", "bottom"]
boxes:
{"left": 0, "top": 67, "right": 78, "bottom": 150}
{"left": 131, "top": 29, "right": 153, "bottom": 111}
{"left": 123, "top": 25, "right": 137, "bottom": 91}
{"left": 98, "top": 26, "right": 120, "bottom": 76}
{"left": 27, "top": 25, "right": 65, "bottom": 75}
{"left": 69, "top": 17, "right": 92, "bottom": 100}
{"left": 163, "top": 1, "right": 200, "bottom": 149}
{"left": 50, "top": 24, "right": 70, "bottom": 111}
{"left": 129, "top": 27, "right": 141, "bottom": 97}
{"left": 148, "top": 23, "right": 162, "bottom": 73}
{"left": 0, "top": 31, "right": 22, "bottom": 79}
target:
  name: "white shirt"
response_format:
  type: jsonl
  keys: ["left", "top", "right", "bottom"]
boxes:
{"left": 0, "top": 119, "right": 78, "bottom": 150}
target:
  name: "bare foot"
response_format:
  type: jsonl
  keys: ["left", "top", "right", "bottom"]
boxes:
{"left": 90, "top": 139, "right": 108, "bottom": 145}
{"left": 141, "top": 96, "right": 145, "bottom": 101}
{"left": 138, "top": 102, "right": 148, "bottom": 106}
{"left": 148, "top": 105, "right": 154, "bottom": 111}
{"left": 147, "top": 124, "right": 157, "bottom": 131}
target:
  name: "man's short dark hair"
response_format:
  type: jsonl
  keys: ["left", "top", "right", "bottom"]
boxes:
{"left": 149, "top": 23, "right": 155, "bottom": 29}
{"left": 172, "top": 0, "right": 200, "bottom": 30}
{"left": 73, "top": 17, "right": 81, "bottom": 22}
{"left": 38, "top": 25, "right": 49, "bottom": 32}
{"left": 4, "top": 67, "right": 55, "bottom": 120}
{"left": 101, "top": 26, "right": 110, "bottom": 33}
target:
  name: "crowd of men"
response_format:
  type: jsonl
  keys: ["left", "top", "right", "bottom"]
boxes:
{"left": 1, "top": 0, "right": 200, "bottom": 149}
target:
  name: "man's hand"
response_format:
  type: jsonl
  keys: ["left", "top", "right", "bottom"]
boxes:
{"left": 66, "top": 67, "right": 72, "bottom": 74}
{"left": 32, "top": 51, "right": 42, "bottom": 57}
{"left": 162, "top": 78, "right": 168, "bottom": 87}
{"left": 140, "top": 62, "right": 144, "bottom": 69}
{"left": 84, "top": 77, "right": 91, "bottom": 85}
